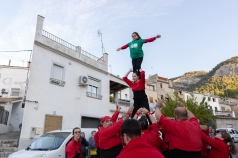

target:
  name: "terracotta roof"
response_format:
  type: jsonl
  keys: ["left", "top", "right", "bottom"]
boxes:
{"left": 158, "top": 76, "right": 168, "bottom": 82}
{"left": 0, "top": 97, "right": 23, "bottom": 103}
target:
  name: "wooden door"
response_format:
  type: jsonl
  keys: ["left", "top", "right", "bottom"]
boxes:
{"left": 44, "top": 115, "right": 63, "bottom": 134}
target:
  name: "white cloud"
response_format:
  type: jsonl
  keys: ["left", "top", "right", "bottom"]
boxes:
{"left": 0, "top": 0, "right": 184, "bottom": 66}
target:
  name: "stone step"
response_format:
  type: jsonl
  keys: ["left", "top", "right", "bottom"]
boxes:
{"left": 0, "top": 142, "right": 18, "bottom": 147}
{"left": 0, "top": 151, "right": 14, "bottom": 157}
{"left": 0, "top": 139, "right": 18, "bottom": 144}
{"left": 0, "top": 147, "right": 18, "bottom": 152}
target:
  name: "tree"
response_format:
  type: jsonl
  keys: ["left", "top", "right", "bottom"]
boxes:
{"left": 158, "top": 93, "right": 217, "bottom": 126}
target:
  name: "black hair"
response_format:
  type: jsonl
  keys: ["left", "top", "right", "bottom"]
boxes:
{"left": 98, "top": 118, "right": 103, "bottom": 128}
{"left": 121, "top": 119, "right": 141, "bottom": 139}
{"left": 91, "top": 130, "right": 96, "bottom": 135}
{"left": 133, "top": 71, "right": 141, "bottom": 79}
{"left": 138, "top": 116, "right": 148, "bottom": 130}
{"left": 72, "top": 127, "right": 80, "bottom": 134}
{"left": 132, "top": 32, "right": 141, "bottom": 39}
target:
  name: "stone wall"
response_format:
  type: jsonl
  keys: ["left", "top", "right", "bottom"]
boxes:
{"left": 216, "top": 117, "right": 238, "bottom": 129}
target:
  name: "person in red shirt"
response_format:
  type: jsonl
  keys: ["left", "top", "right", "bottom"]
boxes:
{"left": 198, "top": 122, "right": 210, "bottom": 158}
{"left": 201, "top": 130, "right": 237, "bottom": 158}
{"left": 133, "top": 107, "right": 158, "bottom": 148}
{"left": 155, "top": 101, "right": 202, "bottom": 158}
{"left": 123, "top": 69, "right": 151, "bottom": 124}
{"left": 94, "top": 105, "right": 121, "bottom": 158}
{"left": 99, "top": 106, "right": 133, "bottom": 158}
{"left": 117, "top": 119, "right": 164, "bottom": 158}
{"left": 66, "top": 127, "right": 82, "bottom": 158}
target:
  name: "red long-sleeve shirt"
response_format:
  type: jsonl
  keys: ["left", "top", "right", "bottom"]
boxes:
{"left": 157, "top": 137, "right": 168, "bottom": 152}
{"left": 201, "top": 132, "right": 229, "bottom": 158}
{"left": 66, "top": 139, "right": 82, "bottom": 158}
{"left": 94, "top": 110, "right": 120, "bottom": 148}
{"left": 123, "top": 71, "right": 145, "bottom": 92}
{"left": 94, "top": 131, "right": 100, "bottom": 148}
{"left": 117, "top": 137, "right": 164, "bottom": 158}
{"left": 159, "top": 115, "right": 202, "bottom": 152}
{"left": 141, "top": 123, "right": 159, "bottom": 148}
{"left": 120, "top": 37, "right": 157, "bottom": 49}
{"left": 111, "top": 110, "right": 119, "bottom": 123}
{"left": 99, "top": 119, "right": 124, "bottom": 150}
{"left": 201, "top": 128, "right": 209, "bottom": 158}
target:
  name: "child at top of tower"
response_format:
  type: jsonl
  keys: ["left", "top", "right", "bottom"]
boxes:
{"left": 117, "top": 32, "right": 161, "bottom": 72}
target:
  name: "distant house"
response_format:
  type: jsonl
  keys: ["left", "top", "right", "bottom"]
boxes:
{"left": 0, "top": 65, "right": 28, "bottom": 134}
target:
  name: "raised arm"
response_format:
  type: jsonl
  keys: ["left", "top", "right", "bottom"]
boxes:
{"left": 111, "top": 105, "right": 121, "bottom": 123}
{"left": 155, "top": 100, "right": 163, "bottom": 122}
{"left": 133, "top": 108, "right": 142, "bottom": 120}
{"left": 141, "top": 108, "right": 156, "bottom": 123}
{"left": 144, "top": 35, "right": 161, "bottom": 43}
{"left": 117, "top": 44, "right": 129, "bottom": 51}
{"left": 123, "top": 69, "right": 133, "bottom": 87}
{"left": 139, "top": 69, "right": 145, "bottom": 84}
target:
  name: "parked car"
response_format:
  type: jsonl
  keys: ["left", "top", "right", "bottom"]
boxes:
{"left": 216, "top": 128, "right": 238, "bottom": 142}
{"left": 9, "top": 128, "right": 97, "bottom": 158}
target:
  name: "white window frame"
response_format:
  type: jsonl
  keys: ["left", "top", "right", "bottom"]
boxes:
{"left": 86, "top": 75, "right": 102, "bottom": 100}
{"left": 11, "top": 88, "right": 20, "bottom": 97}
{"left": 50, "top": 61, "right": 66, "bottom": 87}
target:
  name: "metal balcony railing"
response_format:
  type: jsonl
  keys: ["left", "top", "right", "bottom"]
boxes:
{"left": 81, "top": 49, "right": 100, "bottom": 61}
{"left": 86, "top": 92, "right": 102, "bottom": 99}
{"left": 110, "top": 99, "right": 130, "bottom": 107}
{"left": 42, "top": 30, "right": 76, "bottom": 51}
{"left": 49, "top": 78, "right": 66, "bottom": 87}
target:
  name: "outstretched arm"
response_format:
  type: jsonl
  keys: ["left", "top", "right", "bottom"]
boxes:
{"left": 144, "top": 35, "right": 161, "bottom": 43}
{"left": 139, "top": 69, "right": 145, "bottom": 84}
{"left": 155, "top": 100, "right": 163, "bottom": 122}
{"left": 117, "top": 44, "right": 129, "bottom": 51}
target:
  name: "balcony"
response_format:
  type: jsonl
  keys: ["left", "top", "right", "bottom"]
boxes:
{"left": 110, "top": 99, "right": 131, "bottom": 107}
{"left": 49, "top": 78, "right": 65, "bottom": 87}
{"left": 214, "top": 110, "right": 236, "bottom": 117}
{"left": 86, "top": 92, "right": 102, "bottom": 100}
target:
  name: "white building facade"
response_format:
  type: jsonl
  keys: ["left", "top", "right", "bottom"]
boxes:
{"left": 183, "top": 92, "right": 235, "bottom": 117}
{"left": 0, "top": 66, "right": 28, "bottom": 134}
{"left": 18, "top": 15, "right": 131, "bottom": 149}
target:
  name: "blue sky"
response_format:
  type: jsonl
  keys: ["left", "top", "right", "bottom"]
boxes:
{"left": 0, "top": 0, "right": 238, "bottom": 78}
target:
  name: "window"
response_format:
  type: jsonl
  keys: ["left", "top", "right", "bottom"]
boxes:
{"left": 179, "top": 91, "right": 182, "bottom": 95}
{"left": 160, "top": 83, "right": 163, "bottom": 88}
{"left": 118, "top": 93, "right": 121, "bottom": 99}
{"left": 161, "top": 95, "right": 164, "bottom": 100}
{"left": 11, "top": 88, "right": 20, "bottom": 96}
{"left": 0, "top": 107, "right": 9, "bottom": 125}
{"left": 86, "top": 76, "right": 102, "bottom": 99}
{"left": 125, "top": 94, "right": 128, "bottom": 99}
{"left": 209, "top": 106, "right": 212, "bottom": 110}
{"left": 148, "top": 85, "right": 155, "bottom": 91}
{"left": 215, "top": 107, "right": 218, "bottom": 112}
{"left": 213, "top": 98, "right": 216, "bottom": 102}
{"left": 221, "top": 107, "right": 225, "bottom": 111}
{"left": 149, "top": 97, "right": 153, "bottom": 103}
{"left": 50, "top": 62, "right": 65, "bottom": 87}
{"left": 205, "top": 102, "right": 208, "bottom": 106}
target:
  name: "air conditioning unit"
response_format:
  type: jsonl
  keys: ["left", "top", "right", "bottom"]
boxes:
{"left": 1, "top": 88, "right": 9, "bottom": 93}
{"left": 79, "top": 76, "right": 88, "bottom": 86}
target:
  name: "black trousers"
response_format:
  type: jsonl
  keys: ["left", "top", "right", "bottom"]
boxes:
{"left": 100, "top": 145, "right": 123, "bottom": 158}
{"left": 132, "top": 96, "right": 152, "bottom": 124}
{"left": 132, "top": 57, "right": 143, "bottom": 72}
{"left": 169, "top": 149, "right": 202, "bottom": 158}
{"left": 96, "top": 148, "right": 100, "bottom": 158}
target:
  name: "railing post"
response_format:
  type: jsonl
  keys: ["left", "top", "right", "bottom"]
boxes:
{"left": 76, "top": 46, "right": 81, "bottom": 60}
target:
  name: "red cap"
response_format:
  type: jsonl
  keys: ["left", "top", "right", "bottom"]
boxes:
{"left": 101, "top": 116, "right": 111, "bottom": 123}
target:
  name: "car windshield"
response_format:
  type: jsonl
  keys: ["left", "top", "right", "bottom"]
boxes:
{"left": 28, "top": 132, "right": 71, "bottom": 151}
